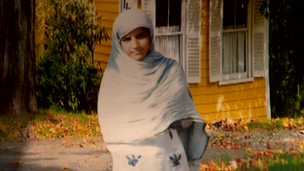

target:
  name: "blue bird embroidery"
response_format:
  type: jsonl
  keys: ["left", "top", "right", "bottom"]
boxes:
{"left": 169, "top": 154, "right": 181, "bottom": 167}
{"left": 126, "top": 154, "right": 142, "bottom": 167}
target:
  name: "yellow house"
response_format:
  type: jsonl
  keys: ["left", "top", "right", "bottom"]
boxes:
{"left": 94, "top": 0, "right": 270, "bottom": 122}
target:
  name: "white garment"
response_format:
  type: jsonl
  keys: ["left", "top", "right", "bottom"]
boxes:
{"left": 107, "top": 129, "right": 197, "bottom": 171}
{"left": 97, "top": 9, "right": 209, "bottom": 171}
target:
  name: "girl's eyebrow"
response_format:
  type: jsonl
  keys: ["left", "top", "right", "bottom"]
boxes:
{"left": 138, "top": 31, "right": 148, "bottom": 35}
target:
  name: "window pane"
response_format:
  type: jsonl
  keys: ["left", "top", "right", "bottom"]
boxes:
{"left": 169, "top": 0, "right": 181, "bottom": 28}
{"left": 223, "top": 0, "right": 235, "bottom": 29}
{"left": 237, "top": 31, "right": 246, "bottom": 72}
{"left": 236, "top": 0, "right": 248, "bottom": 28}
{"left": 155, "top": 35, "right": 180, "bottom": 63}
{"left": 223, "top": 0, "right": 248, "bottom": 29}
{"left": 156, "top": 0, "right": 168, "bottom": 27}
{"left": 222, "top": 31, "right": 246, "bottom": 74}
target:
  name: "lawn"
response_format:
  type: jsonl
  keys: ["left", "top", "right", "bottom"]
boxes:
{"left": 1, "top": 110, "right": 304, "bottom": 170}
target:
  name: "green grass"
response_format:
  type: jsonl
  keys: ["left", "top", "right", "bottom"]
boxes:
{"left": 267, "top": 153, "right": 304, "bottom": 171}
{"left": 246, "top": 121, "right": 272, "bottom": 130}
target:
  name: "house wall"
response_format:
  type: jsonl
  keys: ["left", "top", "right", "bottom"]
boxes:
{"left": 95, "top": 0, "right": 119, "bottom": 70}
{"left": 188, "top": 0, "right": 267, "bottom": 122}
{"left": 94, "top": 0, "right": 268, "bottom": 122}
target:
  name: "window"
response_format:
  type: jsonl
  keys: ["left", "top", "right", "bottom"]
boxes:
{"left": 222, "top": 0, "right": 249, "bottom": 80}
{"left": 120, "top": 0, "right": 138, "bottom": 12}
{"left": 209, "top": 0, "right": 268, "bottom": 84}
{"left": 154, "top": 0, "right": 182, "bottom": 63}
{"left": 141, "top": 0, "right": 201, "bottom": 83}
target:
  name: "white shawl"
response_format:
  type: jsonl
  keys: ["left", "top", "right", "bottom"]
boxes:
{"left": 98, "top": 9, "right": 205, "bottom": 144}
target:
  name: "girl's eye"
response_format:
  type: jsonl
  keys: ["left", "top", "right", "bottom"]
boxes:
{"left": 121, "top": 37, "right": 131, "bottom": 42}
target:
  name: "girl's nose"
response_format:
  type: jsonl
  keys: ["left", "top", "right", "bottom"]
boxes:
{"left": 131, "top": 39, "right": 139, "bottom": 48}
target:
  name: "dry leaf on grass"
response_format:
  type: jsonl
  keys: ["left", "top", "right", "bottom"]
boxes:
{"left": 244, "top": 125, "right": 249, "bottom": 132}
{"left": 229, "top": 160, "right": 237, "bottom": 170}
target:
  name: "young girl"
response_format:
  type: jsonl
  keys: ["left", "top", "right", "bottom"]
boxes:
{"left": 98, "top": 9, "right": 209, "bottom": 171}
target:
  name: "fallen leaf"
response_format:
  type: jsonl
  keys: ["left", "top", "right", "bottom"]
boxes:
{"left": 244, "top": 125, "right": 249, "bottom": 132}
{"left": 229, "top": 160, "right": 237, "bottom": 170}
{"left": 267, "top": 142, "right": 273, "bottom": 150}
{"left": 282, "top": 118, "right": 289, "bottom": 128}
{"left": 289, "top": 145, "right": 296, "bottom": 152}
{"left": 49, "top": 128, "right": 55, "bottom": 134}
{"left": 274, "top": 149, "right": 283, "bottom": 154}
{"left": 62, "top": 138, "right": 72, "bottom": 148}
{"left": 0, "top": 124, "right": 7, "bottom": 133}
{"left": 199, "top": 163, "right": 209, "bottom": 171}
{"left": 258, "top": 159, "right": 264, "bottom": 169}
{"left": 254, "top": 151, "right": 263, "bottom": 158}
{"left": 249, "top": 158, "right": 258, "bottom": 169}
{"left": 299, "top": 141, "right": 304, "bottom": 152}
{"left": 235, "top": 158, "right": 243, "bottom": 168}
{"left": 61, "top": 163, "right": 69, "bottom": 170}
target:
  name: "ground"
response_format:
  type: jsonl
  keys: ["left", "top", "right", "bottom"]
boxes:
{"left": 0, "top": 129, "right": 303, "bottom": 171}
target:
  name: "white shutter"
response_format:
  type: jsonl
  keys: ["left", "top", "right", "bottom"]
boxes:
{"left": 141, "top": 0, "right": 155, "bottom": 27}
{"left": 186, "top": 0, "right": 201, "bottom": 83}
{"left": 209, "top": 0, "right": 222, "bottom": 82}
{"left": 252, "top": 0, "right": 268, "bottom": 77}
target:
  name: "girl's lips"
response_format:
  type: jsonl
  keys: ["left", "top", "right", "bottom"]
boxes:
{"left": 132, "top": 50, "right": 142, "bottom": 54}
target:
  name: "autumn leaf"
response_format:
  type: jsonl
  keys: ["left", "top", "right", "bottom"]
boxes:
{"left": 243, "top": 125, "right": 249, "bottom": 132}
{"left": 254, "top": 151, "right": 263, "bottom": 158}
{"left": 235, "top": 158, "right": 243, "bottom": 168}
{"left": 289, "top": 145, "right": 296, "bottom": 152}
{"left": 229, "top": 160, "right": 237, "bottom": 170}
{"left": 274, "top": 149, "right": 284, "bottom": 154}
{"left": 266, "top": 142, "right": 273, "bottom": 150}
{"left": 249, "top": 158, "right": 258, "bottom": 169}
{"left": 258, "top": 158, "right": 264, "bottom": 169}
{"left": 299, "top": 141, "right": 304, "bottom": 152}
{"left": 61, "top": 163, "right": 69, "bottom": 170}
{"left": 0, "top": 124, "right": 7, "bottom": 133}
{"left": 282, "top": 117, "right": 289, "bottom": 128}
{"left": 79, "top": 138, "right": 86, "bottom": 147}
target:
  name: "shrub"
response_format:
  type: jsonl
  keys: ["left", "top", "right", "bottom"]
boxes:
{"left": 36, "top": 0, "right": 109, "bottom": 112}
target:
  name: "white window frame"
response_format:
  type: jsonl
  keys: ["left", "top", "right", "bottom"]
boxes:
{"left": 121, "top": 0, "right": 202, "bottom": 83}
{"left": 120, "top": 0, "right": 138, "bottom": 12}
{"left": 209, "top": 0, "right": 268, "bottom": 86}
{"left": 220, "top": 0, "right": 253, "bottom": 85}
{"left": 154, "top": 0, "right": 186, "bottom": 69}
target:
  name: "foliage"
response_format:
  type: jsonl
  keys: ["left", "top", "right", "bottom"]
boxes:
{"left": 261, "top": 0, "right": 304, "bottom": 118}
{"left": 36, "top": 0, "right": 109, "bottom": 112}
{"left": 200, "top": 152, "right": 304, "bottom": 171}
{"left": 0, "top": 110, "right": 101, "bottom": 142}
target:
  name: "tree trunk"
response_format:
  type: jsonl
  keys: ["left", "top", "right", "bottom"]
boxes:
{"left": 0, "top": 0, "right": 38, "bottom": 116}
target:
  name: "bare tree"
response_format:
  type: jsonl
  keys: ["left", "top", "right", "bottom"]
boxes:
{"left": 0, "top": 0, "right": 38, "bottom": 116}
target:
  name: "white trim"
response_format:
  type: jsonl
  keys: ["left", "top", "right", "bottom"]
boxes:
{"left": 155, "top": 32, "right": 183, "bottom": 36}
{"left": 221, "top": 72, "right": 248, "bottom": 81}
{"left": 120, "top": 0, "right": 138, "bottom": 12}
{"left": 181, "top": 0, "right": 186, "bottom": 70}
{"left": 219, "top": 77, "right": 254, "bottom": 86}
{"left": 223, "top": 28, "right": 249, "bottom": 33}
{"left": 264, "top": 13, "right": 271, "bottom": 119}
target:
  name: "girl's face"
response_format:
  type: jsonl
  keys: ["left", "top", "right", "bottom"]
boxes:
{"left": 120, "top": 27, "right": 151, "bottom": 61}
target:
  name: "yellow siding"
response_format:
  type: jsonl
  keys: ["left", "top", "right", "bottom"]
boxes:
{"left": 94, "top": 0, "right": 119, "bottom": 71}
{"left": 94, "top": 0, "right": 268, "bottom": 122}
{"left": 189, "top": 0, "right": 267, "bottom": 122}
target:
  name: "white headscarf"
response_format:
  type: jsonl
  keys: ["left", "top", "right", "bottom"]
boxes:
{"left": 98, "top": 9, "right": 204, "bottom": 144}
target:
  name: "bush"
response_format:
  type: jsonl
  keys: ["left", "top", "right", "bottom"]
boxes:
{"left": 36, "top": 0, "right": 109, "bottom": 112}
